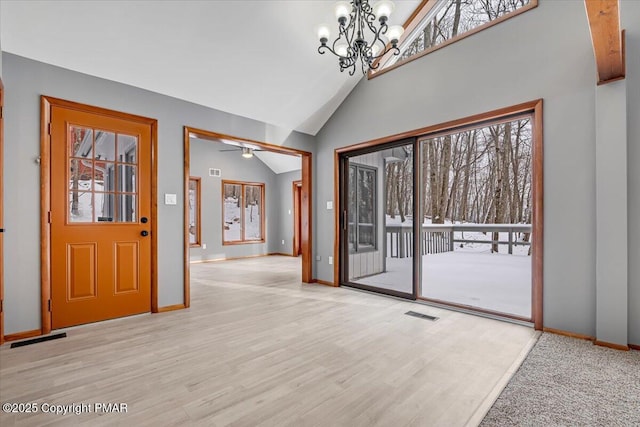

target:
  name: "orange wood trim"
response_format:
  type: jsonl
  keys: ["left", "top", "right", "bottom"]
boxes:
{"left": 183, "top": 127, "right": 191, "bottom": 309}
{"left": 629, "top": 344, "right": 640, "bottom": 351}
{"left": 336, "top": 100, "right": 543, "bottom": 154}
{"left": 150, "top": 119, "right": 159, "bottom": 313}
{"left": 39, "top": 96, "right": 157, "bottom": 125}
{"left": 315, "top": 279, "right": 338, "bottom": 287}
{"left": 157, "top": 304, "right": 186, "bottom": 313}
{"left": 543, "top": 327, "right": 595, "bottom": 341}
{"left": 370, "top": 0, "right": 538, "bottom": 79}
{"left": 41, "top": 96, "right": 159, "bottom": 325}
{"left": 333, "top": 150, "right": 340, "bottom": 287}
{"left": 532, "top": 100, "right": 544, "bottom": 330}
{"left": 185, "top": 127, "right": 311, "bottom": 157}
{"left": 293, "top": 180, "right": 302, "bottom": 257}
{"left": 188, "top": 177, "right": 202, "bottom": 247}
{"left": 301, "top": 154, "right": 312, "bottom": 283}
{"left": 184, "top": 127, "right": 313, "bottom": 285}
{"left": 368, "top": 0, "right": 434, "bottom": 75}
{"left": 4, "top": 329, "right": 42, "bottom": 342}
{"left": 221, "top": 180, "right": 266, "bottom": 245}
{"left": 584, "top": 0, "right": 625, "bottom": 85}
{"left": 594, "top": 339, "right": 629, "bottom": 351}
{"left": 0, "top": 78, "right": 4, "bottom": 345}
{"left": 40, "top": 97, "right": 53, "bottom": 335}
{"left": 270, "top": 252, "right": 295, "bottom": 257}
{"left": 335, "top": 100, "right": 543, "bottom": 323}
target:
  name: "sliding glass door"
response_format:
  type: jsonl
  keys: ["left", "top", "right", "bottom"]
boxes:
{"left": 338, "top": 107, "right": 538, "bottom": 323}
{"left": 418, "top": 118, "right": 533, "bottom": 319}
{"left": 341, "top": 142, "right": 416, "bottom": 298}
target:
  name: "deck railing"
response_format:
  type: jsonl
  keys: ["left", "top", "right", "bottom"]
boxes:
{"left": 386, "top": 223, "right": 532, "bottom": 258}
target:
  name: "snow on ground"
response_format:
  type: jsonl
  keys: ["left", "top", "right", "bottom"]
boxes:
{"left": 224, "top": 198, "right": 262, "bottom": 241}
{"left": 69, "top": 179, "right": 104, "bottom": 222}
{"left": 359, "top": 218, "right": 532, "bottom": 317}
{"left": 357, "top": 253, "right": 531, "bottom": 318}
{"left": 224, "top": 198, "right": 242, "bottom": 241}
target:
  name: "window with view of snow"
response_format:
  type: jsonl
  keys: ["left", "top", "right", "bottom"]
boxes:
{"left": 189, "top": 177, "right": 201, "bottom": 246}
{"left": 379, "top": 0, "right": 535, "bottom": 72}
{"left": 222, "top": 181, "right": 265, "bottom": 244}
{"left": 348, "top": 164, "right": 377, "bottom": 253}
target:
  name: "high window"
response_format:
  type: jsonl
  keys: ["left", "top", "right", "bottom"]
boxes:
{"left": 374, "top": 0, "right": 537, "bottom": 75}
{"left": 222, "top": 181, "right": 265, "bottom": 244}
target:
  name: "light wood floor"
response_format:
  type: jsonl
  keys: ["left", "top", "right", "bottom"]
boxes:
{"left": 0, "top": 256, "right": 538, "bottom": 426}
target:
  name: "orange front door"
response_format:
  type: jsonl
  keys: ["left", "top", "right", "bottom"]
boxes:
{"left": 50, "top": 106, "right": 152, "bottom": 329}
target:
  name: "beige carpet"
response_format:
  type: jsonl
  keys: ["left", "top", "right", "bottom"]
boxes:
{"left": 481, "top": 333, "right": 640, "bottom": 427}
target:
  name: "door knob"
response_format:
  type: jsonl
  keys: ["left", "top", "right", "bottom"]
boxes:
{"left": 141, "top": 217, "right": 148, "bottom": 224}
{"left": 141, "top": 230, "right": 149, "bottom": 237}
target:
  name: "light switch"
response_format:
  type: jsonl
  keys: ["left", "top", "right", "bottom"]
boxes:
{"left": 165, "top": 194, "right": 177, "bottom": 205}
{"left": 326, "top": 201, "right": 333, "bottom": 210}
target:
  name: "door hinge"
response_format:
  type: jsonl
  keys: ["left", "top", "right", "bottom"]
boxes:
{"left": 48, "top": 211, "right": 52, "bottom": 223}
{"left": 0, "top": 299, "right": 3, "bottom": 313}
{"left": 48, "top": 300, "right": 51, "bottom": 312}
{"left": 47, "top": 122, "right": 52, "bottom": 135}
{"left": 0, "top": 106, "right": 3, "bottom": 119}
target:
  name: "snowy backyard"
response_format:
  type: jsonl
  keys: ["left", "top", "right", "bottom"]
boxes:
{"left": 355, "top": 215, "right": 532, "bottom": 318}
{"left": 224, "top": 196, "right": 262, "bottom": 241}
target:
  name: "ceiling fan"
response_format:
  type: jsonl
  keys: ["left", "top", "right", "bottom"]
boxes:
{"left": 219, "top": 146, "right": 265, "bottom": 158}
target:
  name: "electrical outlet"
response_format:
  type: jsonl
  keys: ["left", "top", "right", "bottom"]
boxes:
{"left": 316, "top": 255, "right": 321, "bottom": 261}
{"left": 202, "top": 243, "right": 206, "bottom": 249}
{"left": 328, "top": 256, "right": 333, "bottom": 265}
{"left": 282, "top": 240, "right": 285, "bottom": 245}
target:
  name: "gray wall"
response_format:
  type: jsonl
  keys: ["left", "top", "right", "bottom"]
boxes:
{"left": 315, "top": 0, "right": 640, "bottom": 344}
{"left": 275, "top": 169, "right": 302, "bottom": 257}
{"left": 625, "top": 0, "right": 640, "bottom": 346}
{"left": 189, "top": 138, "right": 301, "bottom": 261}
{"left": 2, "top": 53, "right": 315, "bottom": 334}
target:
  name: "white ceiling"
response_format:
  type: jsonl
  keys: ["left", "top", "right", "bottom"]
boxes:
{"left": 193, "top": 136, "right": 301, "bottom": 175}
{"left": 0, "top": 0, "right": 420, "bottom": 135}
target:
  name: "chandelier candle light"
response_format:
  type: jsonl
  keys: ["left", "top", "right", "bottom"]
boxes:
{"left": 317, "top": 0, "right": 404, "bottom": 75}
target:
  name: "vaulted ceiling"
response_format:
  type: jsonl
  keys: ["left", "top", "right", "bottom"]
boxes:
{"left": 0, "top": 0, "right": 420, "bottom": 135}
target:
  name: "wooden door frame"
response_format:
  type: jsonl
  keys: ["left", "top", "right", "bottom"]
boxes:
{"left": 292, "top": 180, "right": 302, "bottom": 257}
{"left": 183, "top": 127, "right": 313, "bottom": 306}
{"left": 0, "top": 79, "right": 4, "bottom": 345}
{"left": 40, "top": 96, "right": 158, "bottom": 335}
{"left": 334, "top": 99, "right": 544, "bottom": 330}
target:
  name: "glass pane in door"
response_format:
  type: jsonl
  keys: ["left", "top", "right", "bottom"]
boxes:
{"left": 419, "top": 118, "right": 533, "bottom": 318}
{"left": 347, "top": 144, "right": 414, "bottom": 296}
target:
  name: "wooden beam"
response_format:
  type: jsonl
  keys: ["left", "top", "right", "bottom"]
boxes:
{"left": 584, "top": 0, "right": 625, "bottom": 85}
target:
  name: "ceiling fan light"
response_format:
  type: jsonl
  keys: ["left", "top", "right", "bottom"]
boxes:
{"left": 242, "top": 147, "right": 254, "bottom": 158}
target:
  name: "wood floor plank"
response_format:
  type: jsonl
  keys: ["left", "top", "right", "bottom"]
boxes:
{"left": 0, "top": 256, "right": 537, "bottom": 426}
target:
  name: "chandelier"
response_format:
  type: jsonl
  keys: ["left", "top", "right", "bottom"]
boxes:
{"left": 317, "top": 0, "right": 404, "bottom": 75}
